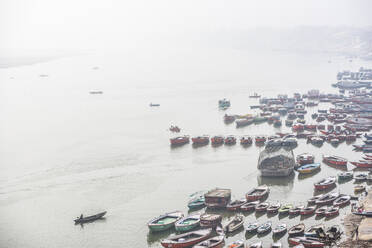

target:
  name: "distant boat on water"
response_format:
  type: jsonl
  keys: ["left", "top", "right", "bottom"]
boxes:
{"left": 89, "top": 91, "right": 103, "bottom": 94}
{"left": 150, "top": 103, "right": 160, "bottom": 107}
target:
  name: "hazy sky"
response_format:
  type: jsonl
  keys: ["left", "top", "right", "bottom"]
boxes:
{"left": 0, "top": 0, "right": 371, "bottom": 53}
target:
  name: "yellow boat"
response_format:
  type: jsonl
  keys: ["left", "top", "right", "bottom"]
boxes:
{"left": 354, "top": 185, "right": 366, "bottom": 193}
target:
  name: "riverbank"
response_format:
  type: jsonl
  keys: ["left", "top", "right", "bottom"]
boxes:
{"left": 340, "top": 189, "right": 372, "bottom": 247}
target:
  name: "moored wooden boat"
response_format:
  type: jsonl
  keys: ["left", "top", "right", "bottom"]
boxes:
{"left": 255, "top": 202, "right": 269, "bottom": 212}
{"left": 288, "top": 237, "right": 325, "bottom": 248}
{"left": 160, "top": 228, "right": 212, "bottom": 248}
{"left": 315, "top": 192, "right": 339, "bottom": 205}
{"left": 249, "top": 241, "right": 263, "bottom": 248}
{"left": 314, "top": 176, "right": 336, "bottom": 190}
{"left": 226, "top": 198, "right": 247, "bottom": 211}
{"left": 192, "top": 135, "right": 210, "bottom": 145}
{"left": 246, "top": 222, "right": 259, "bottom": 233}
{"left": 255, "top": 136, "right": 267, "bottom": 143}
{"left": 200, "top": 214, "right": 222, "bottom": 228}
{"left": 350, "top": 160, "right": 372, "bottom": 168}
{"left": 170, "top": 136, "right": 190, "bottom": 146}
{"left": 300, "top": 206, "right": 316, "bottom": 215}
{"left": 296, "top": 153, "right": 315, "bottom": 165}
{"left": 211, "top": 136, "right": 224, "bottom": 145}
{"left": 267, "top": 202, "right": 281, "bottom": 213}
{"left": 227, "top": 240, "right": 245, "bottom": 248}
{"left": 224, "top": 215, "right": 244, "bottom": 233}
{"left": 315, "top": 206, "right": 328, "bottom": 217}
{"left": 148, "top": 211, "right": 184, "bottom": 232}
{"left": 188, "top": 192, "right": 206, "bottom": 210}
{"left": 289, "top": 205, "right": 304, "bottom": 215}
{"left": 338, "top": 171, "right": 353, "bottom": 181}
{"left": 246, "top": 185, "right": 270, "bottom": 201}
{"left": 324, "top": 206, "right": 339, "bottom": 217}
{"left": 354, "top": 184, "right": 366, "bottom": 193}
{"left": 257, "top": 221, "right": 272, "bottom": 234}
{"left": 297, "top": 163, "right": 321, "bottom": 174}
{"left": 273, "top": 223, "right": 287, "bottom": 235}
{"left": 240, "top": 136, "right": 253, "bottom": 145}
{"left": 224, "top": 135, "right": 236, "bottom": 145}
{"left": 193, "top": 235, "right": 225, "bottom": 248}
{"left": 175, "top": 214, "right": 200, "bottom": 232}
{"left": 271, "top": 242, "right": 282, "bottom": 248}
{"left": 288, "top": 223, "right": 305, "bottom": 236}
{"left": 74, "top": 211, "right": 106, "bottom": 224}
{"left": 308, "top": 194, "right": 324, "bottom": 205}
{"left": 333, "top": 195, "right": 351, "bottom": 207}
{"left": 322, "top": 155, "right": 347, "bottom": 166}
{"left": 354, "top": 173, "right": 368, "bottom": 181}
{"left": 240, "top": 200, "right": 259, "bottom": 211}
{"left": 278, "top": 203, "right": 293, "bottom": 214}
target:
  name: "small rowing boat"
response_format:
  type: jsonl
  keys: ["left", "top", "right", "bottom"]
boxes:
{"left": 322, "top": 155, "right": 347, "bottom": 166}
{"left": 224, "top": 215, "right": 244, "bottom": 233}
{"left": 273, "top": 223, "right": 287, "bottom": 235}
{"left": 246, "top": 185, "right": 270, "bottom": 201}
{"left": 246, "top": 222, "right": 259, "bottom": 233}
{"left": 255, "top": 202, "right": 270, "bottom": 212}
{"left": 148, "top": 211, "right": 184, "bottom": 232}
{"left": 193, "top": 235, "right": 225, "bottom": 248}
{"left": 288, "top": 223, "right": 305, "bottom": 236}
{"left": 267, "top": 202, "right": 281, "bottom": 213}
{"left": 257, "top": 221, "right": 272, "bottom": 234}
{"left": 74, "top": 211, "right": 106, "bottom": 224}
{"left": 300, "top": 206, "right": 316, "bottom": 215}
{"left": 314, "top": 176, "right": 336, "bottom": 190}
{"left": 175, "top": 214, "right": 200, "bottom": 232}
{"left": 240, "top": 201, "right": 259, "bottom": 211}
{"left": 160, "top": 228, "right": 212, "bottom": 248}
{"left": 298, "top": 163, "right": 321, "bottom": 174}
{"left": 226, "top": 198, "right": 247, "bottom": 211}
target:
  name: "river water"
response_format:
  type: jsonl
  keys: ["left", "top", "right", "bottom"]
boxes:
{"left": 1, "top": 49, "right": 372, "bottom": 248}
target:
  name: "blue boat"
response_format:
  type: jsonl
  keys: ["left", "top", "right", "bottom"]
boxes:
{"left": 297, "top": 163, "right": 321, "bottom": 174}
{"left": 365, "top": 133, "right": 372, "bottom": 140}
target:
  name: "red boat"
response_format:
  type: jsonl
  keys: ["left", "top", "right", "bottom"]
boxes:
{"left": 160, "top": 228, "right": 212, "bottom": 248}
{"left": 255, "top": 136, "right": 266, "bottom": 143}
{"left": 240, "top": 201, "right": 259, "bottom": 211}
{"left": 224, "top": 136, "right": 236, "bottom": 145}
{"left": 192, "top": 136, "right": 210, "bottom": 145}
{"left": 350, "top": 161, "right": 372, "bottom": 168}
{"left": 300, "top": 206, "right": 316, "bottom": 215}
{"left": 324, "top": 206, "right": 339, "bottom": 217}
{"left": 314, "top": 176, "right": 336, "bottom": 190}
{"left": 288, "top": 237, "right": 325, "bottom": 248}
{"left": 170, "top": 136, "right": 190, "bottom": 146}
{"left": 211, "top": 136, "right": 224, "bottom": 145}
{"left": 322, "top": 155, "right": 347, "bottom": 166}
{"left": 255, "top": 202, "right": 269, "bottom": 212}
{"left": 292, "top": 124, "right": 304, "bottom": 132}
{"left": 226, "top": 198, "right": 247, "bottom": 211}
{"left": 308, "top": 194, "right": 324, "bottom": 205}
{"left": 267, "top": 202, "right": 281, "bottom": 213}
{"left": 240, "top": 136, "right": 252, "bottom": 145}
{"left": 246, "top": 185, "right": 270, "bottom": 201}
{"left": 296, "top": 153, "right": 315, "bottom": 165}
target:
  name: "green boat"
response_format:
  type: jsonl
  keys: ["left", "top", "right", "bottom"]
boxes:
{"left": 338, "top": 171, "right": 353, "bottom": 181}
{"left": 253, "top": 116, "right": 267, "bottom": 123}
{"left": 148, "top": 211, "right": 184, "bottom": 232}
{"left": 187, "top": 192, "right": 206, "bottom": 210}
{"left": 278, "top": 204, "right": 293, "bottom": 214}
{"left": 175, "top": 214, "right": 200, "bottom": 232}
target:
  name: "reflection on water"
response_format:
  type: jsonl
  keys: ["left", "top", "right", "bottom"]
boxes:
{"left": 257, "top": 173, "right": 295, "bottom": 187}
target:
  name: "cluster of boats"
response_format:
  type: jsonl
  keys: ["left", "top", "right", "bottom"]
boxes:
{"left": 147, "top": 184, "right": 349, "bottom": 248}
